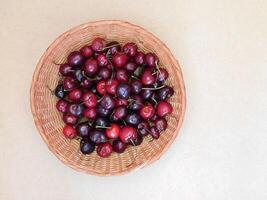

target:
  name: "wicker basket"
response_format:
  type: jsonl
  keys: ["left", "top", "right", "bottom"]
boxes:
{"left": 30, "top": 20, "right": 186, "bottom": 176}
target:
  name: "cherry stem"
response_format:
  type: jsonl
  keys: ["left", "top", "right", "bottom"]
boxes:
{"left": 97, "top": 96, "right": 104, "bottom": 102}
{"left": 101, "top": 44, "right": 120, "bottom": 50}
{"left": 131, "top": 75, "right": 139, "bottom": 80}
{"left": 155, "top": 61, "right": 162, "bottom": 76}
{"left": 95, "top": 125, "right": 111, "bottom": 129}
{"left": 142, "top": 85, "right": 166, "bottom": 90}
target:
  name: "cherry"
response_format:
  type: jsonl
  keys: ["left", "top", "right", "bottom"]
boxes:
{"left": 156, "top": 86, "right": 174, "bottom": 101}
{"left": 106, "top": 124, "right": 120, "bottom": 139}
{"left": 134, "top": 52, "right": 145, "bottom": 65}
{"left": 81, "top": 78, "right": 93, "bottom": 89}
{"left": 68, "top": 103, "right": 84, "bottom": 116}
{"left": 80, "top": 45, "right": 93, "bottom": 58}
{"left": 63, "top": 125, "right": 77, "bottom": 139}
{"left": 83, "top": 58, "right": 99, "bottom": 76}
{"left": 141, "top": 89, "right": 154, "bottom": 100}
{"left": 137, "top": 121, "right": 149, "bottom": 137}
{"left": 125, "top": 112, "right": 142, "bottom": 126}
{"left": 76, "top": 122, "right": 91, "bottom": 137}
{"left": 54, "top": 84, "right": 66, "bottom": 99}
{"left": 120, "top": 126, "right": 137, "bottom": 143}
{"left": 63, "top": 114, "right": 78, "bottom": 125}
{"left": 145, "top": 53, "right": 158, "bottom": 68}
{"left": 63, "top": 76, "right": 78, "bottom": 90}
{"left": 82, "top": 91, "right": 97, "bottom": 108}
{"left": 105, "top": 79, "right": 119, "bottom": 95}
{"left": 141, "top": 70, "right": 156, "bottom": 85}
{"left": 150, "top": 114, "right": 159, "bottom": 122}
{"left": 89, "top": 129, "right": 107, "bottom": 144}
{"left": 155, "top": 118, "right": 167, "bottom": 132}
{"left": 106, "top": 41, "right": 121, "bottom": 55}
{"left": 95, "top": 117, "right": 109, "bottom": 127}
{"left": 130, "top": 134, "right": 143, "bottom": 146}
{"left": 80, "top": 138, "right": 95, "bottom": 154}
{"left": 97, "top": 54, "right": 109, "bottom": 67}
{"left": 157, "top": 68, "right": 169, "bottom": 84}
{"left": 156, "top": 101, "right": 173, "bottom": 117}
{"left": 97, "top": 142, "right": 113, "bottom": 157}
{"left": 97, "top": 105, "right": 112, "bottom": 117}
{"left": 56, "top": 99, "right": 69, "bottom": 113}
{"left": 140, "top": 104, "right": 155, "bottom": 119}
{"left": 100, "top": 94, "right": 115, "bottom": 110}
{"left": 98, "top": 67, "right": 111, "bottom": 80}
{"left": 112, "top": 106, "right": 128, "bottom": 121}
{"left": 91, "top": 37, "right": 106, "bottom": 52}
{"left": 128, "top": 95, "right": 143, "bottom": 111}
{"left": 83, "top": 107, "right": 97, "bottom": 119}
{"left": 116, "top": 83, "right": 131, "bottom": 99}
{"left": 68, "top": 88, "right": 83, "bottom": 102}
{"left": 59, "top": 64, "right": 72, "bottom": 76}
{"left": 96, "top": 80, "right": 106, "bottom": 95}
{"left": 113, "top": 52, "right": 129, "bottom": 68}
{"left": 115, "top": 98, "right": 128, "bottom": 106}
{"left": 68, "top": 51, "right": 84, "bottom": 67}
{"left": 123, "top": 42, "right": 137, "bottom": 57}
{"left": 113, "top": 140, "right": 127, "bottom": 153}
{"left": 116, "top": 69, "right": 129, "bottom": 83}
{"left": 150, "top": 126, "right": 160, "bottom": 139}
{"left": 124, "top": 62, "right": 137, "bottom": 73}
{"left": 131, "top": 80, "right": 142, "bottom": 94}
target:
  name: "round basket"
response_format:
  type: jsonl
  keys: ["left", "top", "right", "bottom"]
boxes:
{"left": 30, "top": 20, "right": 186, "bottom": 176}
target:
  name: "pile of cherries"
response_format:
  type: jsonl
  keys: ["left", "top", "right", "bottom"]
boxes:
{"left": 54, "top": 37, "right": 174, "bottom": 158}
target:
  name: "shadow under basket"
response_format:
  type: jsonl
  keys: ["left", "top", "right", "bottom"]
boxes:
{"left": 30, "top": 20, "right": 186, "bottom": 176}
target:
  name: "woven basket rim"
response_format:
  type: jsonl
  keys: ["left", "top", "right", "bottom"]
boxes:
{"left": 30, "top": 20, "right": 186, "bottom": 176}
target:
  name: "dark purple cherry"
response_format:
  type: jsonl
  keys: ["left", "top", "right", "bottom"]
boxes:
{"left": 68, "top": 51, "right": 84, "bottom": 67}
{"left": 100, "top": 94, "right": 115, "bottom": 110}
{"left": 116, "top": 69, "right": 129, "bottom": 83}
{"left": 59, "top": 64, "right": 72, "bottom": 76}
{"left": 130, "top": 134, "right": 143, "bottom": 146}
{"left": 113, "top": 140, "right": 127, "bottom": 153}
{"left": 157, "top": 68, "right": 169, "bottom": 84}
{"left": 124, "top": 62, "right": 137, "bottom": 73}
{"left": 95, "top": 117, "right": 109, "bottom": 127}
{"left": 68, "top": 103, "right": 84, "bottom": 116}
{"left": 131, "top": 80, "right": 142, "bottom": 94}
{"left": 112, "top": 106, "right": 128, "bottom": 121}
{"left": 73, "top": 69, "right": 84, "bottom": 82}
{"left": 150, "top": 126, "right": 160, "bottom": 139}
{"left": 56, "top": 99, "right": 69, "bottom": 113}
{"left": 125, "top": 112, "right": 142, "bottom": 126}
{"left": 116, "top": 83, "right": 131, "bottom": 99}
{"left": 107, "top": 41, "right": 121, "bottom": 55}
{"left": 156, "top": 86, "right": 174, "bottom": 101}
{"left": 145, "top": 52, "right": 158, "bottom": 68}
{"left": 54, "top": 84, "right": 66, "bottom": 99}
{"left": 89, "top": 129, "right": 107, "bottom": 144}
{"left": 97, "top": 105, "right": 112, "bottom": 117}
{"left": 137, "top": 121, "right": 149, "bottom": 137}
{"left": 80, "top": 138, "right": 95, "bottom": 154}
{"left": 141, "top": 89, "right": 154, "bottom": 100}
{"left": 76, "top": 122, "right": 91, "bottom": 137}
{"left": 155, "top": 118, "right": 167, "bottom": 132}
{"left": 128, "top": 95, "right": 143, "bottom": 111}
{"left": 134, "top": 52, "right": 145, "bottom": 65}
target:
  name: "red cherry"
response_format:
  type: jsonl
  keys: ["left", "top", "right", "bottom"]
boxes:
{"left": 56, "top": 99, "right": 68, "bottom": 113}
{"left": 105, "top": 79, "right": 119, "bottom": 95}
{"left": 116, "top": 69, "right": 129, "bottom": 83}
{"left": 145, "top": 52, "right": 158, "bottom": 68}
{"left": 63, "top": 114, "right": 78, "bottom": 125}
{"left": 122, "top": 42, "right": 137, "bottom": 57}
{"left": 59, "top": 64, "right": 72, "bottom": 76}
{"left": 105, "top": 124, "right": 120, "bottom": 139}
{"left": 113, "top": 52, "right": 129, "bottom": 68}
{"left": 97, "top": 54, "right": 109, "bottom": 67}
{"left": 91, "top": 37, "right": 106, "bottom": 52}
{"left": 120, "top": 126, "right": 137, "bottom": 143}
{"left": 83, "top": 59, "right": 99, "bottom": 76}
{"left": 82, "top": 91, "right": 98, "bottom": 108}
{"left": 63, "top": 125, "right": 77, "bottom": 139}
{"left": 67, "top": 51, "right": 84, "bottom": 67}
{"left": 140, "top": 104, "right": 155, "bottom": 119}
{"left": 97, "top": 142, "right": 113, "bottom": 157}
{"left": 134, "top": 52, "right": 145, "bottom": 65}
{"left": 83, "top": 107, "right": 97, "bottom": 119}
{"left": 115, "top": 98, "right": 128, "bottom": 106}
{"left": 68, "top": 88, "right": 83, "bottom": 102}
{"left": 156, "top": 101, "right": 173, "bottom": 117}
{"left": 157, "top": 68, "right": 169, "bottom": 84}
{"left": 141, "top": 70, "right": 156, "bottom": 85}
{"left": 63, "top": 76, "right": 78, "bottom": 90}
{"left": 80, "top": 45, "right": 93, "bottom": 57}
{"left": 81, "top": 78, "right": 93, "bottom": 89}
{"left": 96, "top": 80, "right": 106, "bottom": 95}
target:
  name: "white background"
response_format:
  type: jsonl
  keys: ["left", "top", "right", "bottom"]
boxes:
{"left": 0, "top": 0, "right": 267, "bottom": 199}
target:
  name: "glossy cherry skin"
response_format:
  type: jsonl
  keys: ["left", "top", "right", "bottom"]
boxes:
{"left": 80, "top": 138, "right": 95, "bottom": 154}
{"left": 81, "top": 78, "right": 93, "bottom": 89}
{"left": 97, "top": 142, "right": 113, "bottom": 157}
{"left": 98, "top": 67, "right": 111, "bottom": 80}
{"left": 97, "top": 54, "right": 109, "bottom": 67}
{"left": 141, "top": 70, "right": 156, "bottom": 85}
{"left": 116, "top": 69, "right": 129, "bottom": 83}
{"left": 150, "top": 126, "right": 160, "bottom": 139}
{"left": 59, "top": 64, "right": 72, "bottom": 76}
{"left": 131, "top": 80, "right": 142, "bottom": 94}
{"left": 157, "top": 68, "right": 169, "bottom": 84}
{"left": 96, "top": 80, "right": 106, "bottom": 95}
{"left": 155, "top": 118, "right": 167, "bottom": 132}
{"left": 113, "top": 140, "right": 127, "bottom": 153}
{"left": 112, "top": 106, "right": 128, "bottom": 121}
{"left": 150, "top": 114, "right": 159, "bottom": 122}
{"left": 63, "top": 76, "right": 78, "bottom": 90}
{"left": 105, "top": 79, "right": 119, "bottom": 95}
{"left": 68, "top": 51, "right": 84, "bottom": 67}
{"left": 76, "top": 122, "right": 91, "bottom": 137}
{"left": 68, "top": 103, "right": 84, "bottom": 116}
{"left": 123, "top": 42, "right": 137, "bottom": 57}
{"left": 54, "top": 84, "right": 66, "bottom": 99}
{"left": 156, "top": 101, "right": 173, "bottom": 117}
{"left": 124, "top": 62, "right": 137, "bottom": 73}
{"left": 82, "top": 91, "right": 97, "bottom": 108}
{"left": 141, "top": 89, "right": 154, "bottom": 100}
{"left": 83, "top": 107, "right": 97, "bottom": 120}
{"left": 140, "top": 104, "right": 155, "bottom": 119}
{"left": 105, "top": 124, "right": 120, "bottom": 139}
{"left": 100, "top": 95, "right": 115, "bottom": 110}
{"left": 106, "top": 41, "right": 121, "bottom": 55}
{"left": 80, "top": 45, "right": 93, "bottom": 58}
{"left": 125, "top": 113, "right": 142, "bottom": 126}
{"left": 145, "top": 52, "right": 158, "bottom": 68}
{"left": 91, "top": 37, "right": 106, "bottom": 52}
{"left": 97, "top": 105, "right": 112, "bottom": 117}
{"left": 120, "top": 126, "right": 137, "bottom": 143}
{"left": 56, "top": 99, "right": 69, "bottom": 113}
{"left": 115, "top": 98, "right": 128, "bottom": 106}
{"left": 156, "top": 86, "right": 174, "bottom": 101}
{"left": 63, "top": 125, "right": 77, "bottom": 139}
{"left": 130, "top": 134, "right": 143, "bottom": 146}
{"left": 116, "top": 83, "right": 131, "bottom": 99}
{"left": 68, "top": 88, "right": 83, "bottom": 102}
{"left": 113, "top": 52, "right": 129, "bottom": 68}
{"left": 63, "top": 114, "right": 78, "bottom": 125}
{"left": 83, "top": 59, "right": 99, "bottom": 76}
{"left": 137, "top": 121, "right": 150, "bottom": 137}
{"left": 134, "top": 52, "right": 145, "bottom": 65}
{"left": 128, "top": 95, "right": 143, "bottom": 111}
{"left": 89, "top": 129, "right": 107, "bottom": 144}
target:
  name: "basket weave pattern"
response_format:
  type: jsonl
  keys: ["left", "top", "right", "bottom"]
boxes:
{"left": 30, "top": 20, "right": 186, "bottom": 176}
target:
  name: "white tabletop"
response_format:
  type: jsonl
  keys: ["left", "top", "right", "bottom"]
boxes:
{"left": 1, "top": 0, "right": 267, "bottom": 199}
